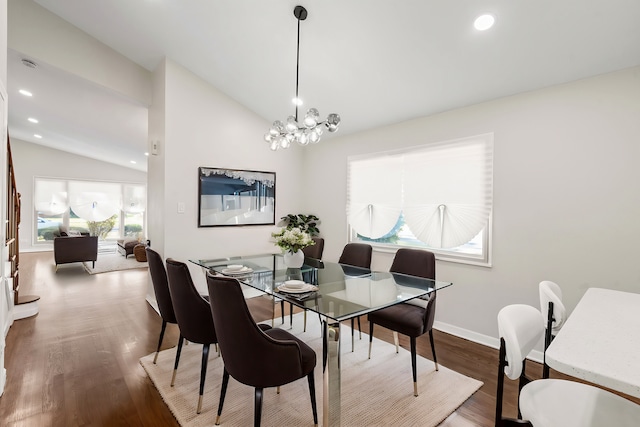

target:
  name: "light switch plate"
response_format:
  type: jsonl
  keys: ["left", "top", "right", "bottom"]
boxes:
{"left": 177, "top": 202, "right": 185, "bottom": 213}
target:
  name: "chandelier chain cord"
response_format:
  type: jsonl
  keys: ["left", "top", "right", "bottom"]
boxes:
{"left": 295, "top": 13, "right": 301, "bottom": 122}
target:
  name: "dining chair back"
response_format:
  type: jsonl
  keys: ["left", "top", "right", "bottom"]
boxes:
{"left": 165, "top": 258, "right": 218, "bottom": 414}
{"left": 338, "top": 243, "right": 373, "bottom": 346}
{"left": 302, "top": 237, "right": 324, "bottom": 260}
{"left": 367, "top": 248, "right": 438, "bottom": 396}
{"left": 338, "top": 242, "right": 372, "bottom": 268}
{"left": 390, "top": 247, "right": 436, "bottom": 278}
{"left": 538, "top": 280, "right": 566, "bottom": 378}
{"left": 146, "top": 247, "right": 177, "bottom": 364}
{"left": 496, "top": 303, "right": 640, "bottom": 427}
{"left": 206, "top": 273, "right": 318, "bottom": 427}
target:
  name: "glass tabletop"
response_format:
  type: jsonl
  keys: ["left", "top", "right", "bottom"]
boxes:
{"left": 190, "top": 253, "right": 453, "bottom": 323}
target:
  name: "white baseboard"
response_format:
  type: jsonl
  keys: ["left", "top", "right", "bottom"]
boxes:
{"left": 0, "top": 366, "right": 5, "bottom": 397}
{"left": 434, "top": 320, "right": 544, "bottom": 364}
{"left": 3, "top": 319, "right": 10, "bottom": 338}
{"left": 3, "top": 277, "right": 14, "bottom": 337}
{"left": 18, "top": 247, "right": 52, "bottom": 253}
{"left": 13, "top": 301, "right": 39, "bottom": 320}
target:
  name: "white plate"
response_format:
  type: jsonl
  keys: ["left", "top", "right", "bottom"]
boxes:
{"left": 284, "top": 279, "right": 305, "bottom": 289}
{"left": 226, "top": 264, "right": 244, "bottom": 271}
{"left": 277, "top": 283, "right": 318, "bottom": 294}
{"left": 221, "top": 266, "right": 253, "bottom": 275}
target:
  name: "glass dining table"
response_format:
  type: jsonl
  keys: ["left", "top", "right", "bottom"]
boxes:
{"left": 190, "top": 253, "right": 453, "bottom": 426}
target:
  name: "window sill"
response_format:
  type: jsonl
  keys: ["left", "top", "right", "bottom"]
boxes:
{"left": 369, "top": 243, "right": 492, "bottom": 268}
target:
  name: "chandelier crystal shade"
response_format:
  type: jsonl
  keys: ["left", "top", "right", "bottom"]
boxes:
{"left": 265, "top": 5, "right": 340, "bottom": 151}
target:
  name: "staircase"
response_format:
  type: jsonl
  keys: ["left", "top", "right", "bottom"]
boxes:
{"left": 7, "top": 136, "right": 39, "bottom": 319}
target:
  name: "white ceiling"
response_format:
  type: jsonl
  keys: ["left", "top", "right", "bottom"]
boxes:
{"left": 7, "top": 0, "right": 640, "bottom": 172}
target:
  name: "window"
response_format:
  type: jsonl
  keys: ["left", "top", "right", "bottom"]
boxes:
{"left": 347, "top": 133, "right": 493, "bottom": 266}
{"left": 34, "top": 178, "right": 146, "bottom": 244}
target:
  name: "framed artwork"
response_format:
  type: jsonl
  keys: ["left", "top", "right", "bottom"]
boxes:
{"left": 198, "top": 167, "right": 276, "bottom": 227}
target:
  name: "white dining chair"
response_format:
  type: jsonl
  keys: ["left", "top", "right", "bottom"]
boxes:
{"left": 538, "top": 280, "right": 566, "bottom": 378}
{"left": 496, "top": 304, "right": 640, "bottom": 427}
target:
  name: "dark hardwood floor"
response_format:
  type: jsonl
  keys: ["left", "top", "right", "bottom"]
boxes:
{"left": 0, "top": 251, "right": 541, "bottom": 426}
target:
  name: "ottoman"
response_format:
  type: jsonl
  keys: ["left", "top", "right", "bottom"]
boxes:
{"left": 117, "top": 239, "right": 138, "bottom": 258}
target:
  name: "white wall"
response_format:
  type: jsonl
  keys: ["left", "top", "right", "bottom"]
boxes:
{"left": 301, "top": 66, "right": 640, "bottom": 346}
{"left": 147, "top": 59, "right": 166, "bottom": 255}
{"left": 10, "top": 138, "right": 146, "bottom": 251}
{"left": 8, "top": 0, "right": 151, "bottom": 105}
{"left": 148, "top": 59, "right": 306, "bottom": 295}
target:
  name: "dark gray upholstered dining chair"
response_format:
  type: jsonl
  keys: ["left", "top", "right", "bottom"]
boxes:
{"left": 166, "top": 258, "right": 219, "bottom": 414}
{"left": 338, "top": 243, "right": 373, "bottom": 349}
{"left": 367, "top": 248, "right": 438, "bottom": 397}
{"left": 302, "top": 237, "right": 324, "bottom": 260}
{"left": 338, "top": 242, "right": 372, "bottom": 269}
{"left": 146, "top": 247, "right": 178, "bottom": 364}
{"left": 206, "top": 274, "right": 318, "bottom": 427}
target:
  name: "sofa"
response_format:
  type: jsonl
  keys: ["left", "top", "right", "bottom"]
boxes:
{"left": 53, "top": 235, "right": 99, "bottom": 271}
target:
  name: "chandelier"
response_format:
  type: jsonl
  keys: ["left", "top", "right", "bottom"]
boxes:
{"left": 265, "top": 5, "right": 340, "bottom": 151}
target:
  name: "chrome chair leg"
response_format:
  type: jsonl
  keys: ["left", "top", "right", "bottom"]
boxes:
{"left": 410, "top": 337, "right": 418, "bottom": 396}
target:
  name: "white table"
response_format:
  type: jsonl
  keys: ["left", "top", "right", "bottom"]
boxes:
{"left": 545, "top": 287, "right": 640, "bottom": 398}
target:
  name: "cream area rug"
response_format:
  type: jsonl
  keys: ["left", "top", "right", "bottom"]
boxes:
{"left": 140, "top": 313, "right": 483, "bottom": 426}
{"left": 83, "top": 253, "right": 148, "bottom": 274}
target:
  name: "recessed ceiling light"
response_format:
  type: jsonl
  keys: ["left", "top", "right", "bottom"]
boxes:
{"left": 34, "top": 134, "right": 42, "bottom": 139}
{"left": 474, "top": 14, "right": 495, "bottom": 31}
{"left": 144, "top": 152, "right": 149, "bottom": 156}
{"left": 19, "top": 89, "right": 33, "bottom": 97}
{"left": 130, "top": 160, "right": 137, "bottom": 164}
{"left": 28, "top": 117, "right": 39, "bottom": 123}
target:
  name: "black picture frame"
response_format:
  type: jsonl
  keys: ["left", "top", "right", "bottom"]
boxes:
{"left": 198, "top": 167, "right": 276, "bottom": 227}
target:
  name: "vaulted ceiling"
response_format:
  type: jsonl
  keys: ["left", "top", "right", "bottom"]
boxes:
{"left": 7, "top": 0, "right": 640, "bottom": 171}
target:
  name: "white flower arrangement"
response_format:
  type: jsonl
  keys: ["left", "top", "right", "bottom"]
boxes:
{"left": 271, "top": 227, "right": 315, "bottom": 253}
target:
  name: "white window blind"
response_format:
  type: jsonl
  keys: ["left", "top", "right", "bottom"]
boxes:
{"left": 347, "top": 133, "right": 493, "bottom": 258}
{"left": 347, "top": 155, "right": 403, "bottom": 239}
{"left": 68, "top": 181, "right": 122, "bottom": 222}
{"left": 34, "top": 177, "right": 147, "bottom": 245}
{"left": 34, "top": 179, "right": 68, "bottom": 215}
{"left": 35, "top": 179, "right": 147, "bottom": 222}
{"left": 123, "top": 184, "right": 147, "bottom": 213}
